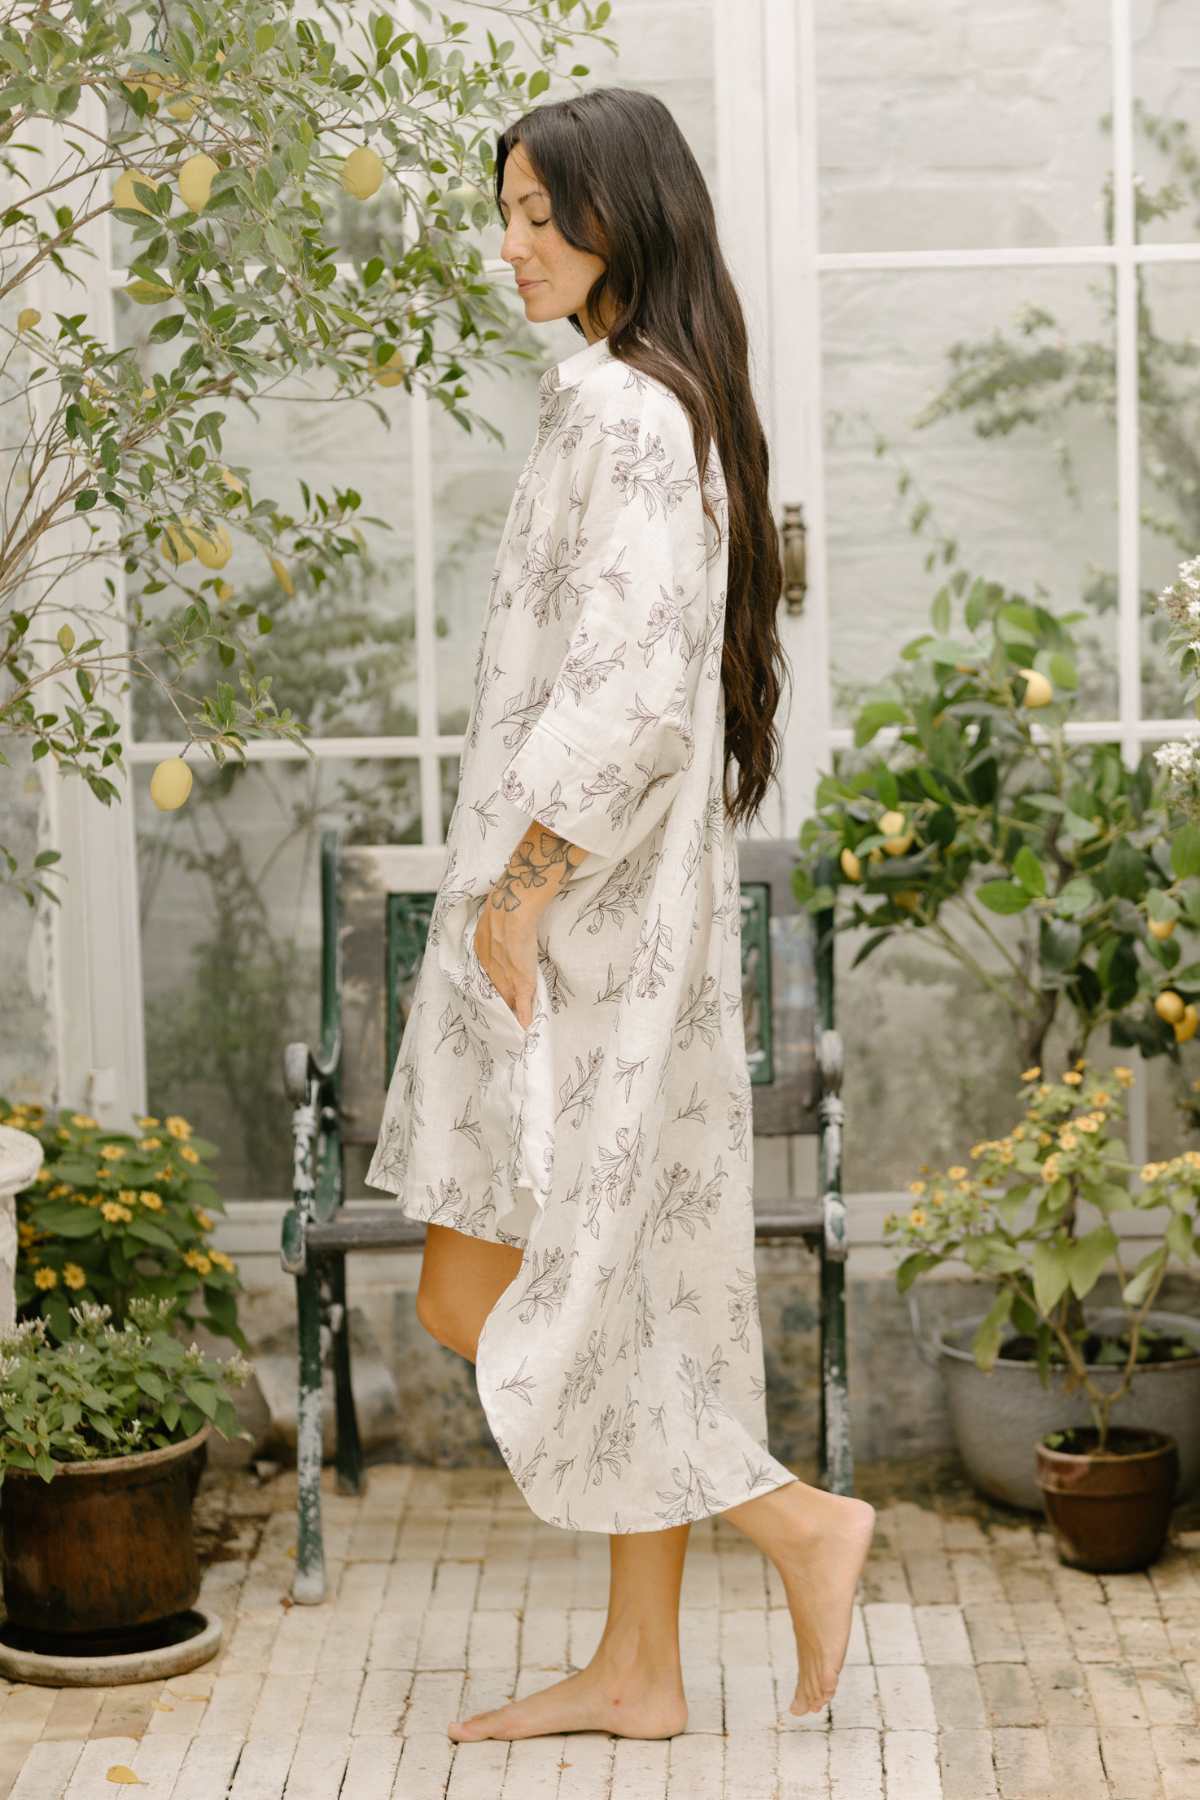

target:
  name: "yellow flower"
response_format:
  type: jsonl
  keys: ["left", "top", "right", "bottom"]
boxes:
{"left": 57, "top": 1127, "right": 70, "bottom": 1141}
{"left": 195, "top": 1208, "right": 214, "bottom": 1230}
{"left": 1012, "top": 1124, "right": 1027, "bottom": 1140}
{"left": 1114, "top": 1066, "right": 1134, "bottom": 1087}
{"left": 139, "top": 1191, "right": 164, "bottom": 1211}
{"left": 100, "top": 1143, "right": 126, "bottom": 1160}
{"left": 908, "top": 1207, "right": 928, "bottom": 1228}
{"left": 34, "top": 1266, "right": 58, "bottom": 1289}
{"left": 101, "top": 1200, "right": 133, "bottom": 1223}
{"left": 930, "top": 1192, "right": 944, "bottom": 1207}
{"left": 1060, "top": 1131, "right": 1078, "bottom": 1151}
{"left": 1093, "top": 1090, "right": 1111, "bottom": 1106}
{"left": 1021, "top": 1065, "right": 1041, "bottom": 1081}
{"left": 969, "top": 1143, "right": 988, "bottom": 1158}
{"left": 907, "top": 1180, "right": 927, "bottom": 1197}
{"left": 1062, "top": 1071, "right": 1083, "bottom": 1086}
{"left": 1141, "top": 1161, "right": 1165, "bottom": 1182}
{"left": 947, "top": 1165, "right": 967, "bottom": 1180}
{"left": 165, "top": 1115, "right": 192, "bottom": 1140}
{"left": 70, "top": 1113, "right": 98, "bottom": 1128}
{"left": 155, "top": 1165, "right": 175, "bottom": 1182}
{"left": 1042, "top": 1154, "right": 1061, "bottom": 1183}
{"left": 18, "top": 1221, "right": 36, "bottom": 1246}
{"left": 63, "top": 1263, "right": 87, "bottom": 1290}
{"left": 1076, "top": 1115, "right": 1101, "bottom": 1134}
{"left": 135, "top": 1115, "right": 161, "bottom": 1128}
{"left": 138, "top": 1136, "right": 162, "bottom": 1151}
{"left": 209, "top": 1248, "right": 236, "bottom": 1273}
{"left": 179, "top": 1144, "right": 200, "bottom": 1165}
{"left": 184, "top": 1249, "right": 212, "bottom": 1276}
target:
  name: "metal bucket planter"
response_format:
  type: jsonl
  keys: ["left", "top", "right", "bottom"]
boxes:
{"left": 918, "top": 1304, "right": 1200, "bottom": 1512}
{"left": 0, "top": 1424, "right": 214, "bottom": 1665}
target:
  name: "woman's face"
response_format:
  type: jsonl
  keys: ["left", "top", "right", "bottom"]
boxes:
{"left": 498, "top": 144, "right": 609, "bottom": 341}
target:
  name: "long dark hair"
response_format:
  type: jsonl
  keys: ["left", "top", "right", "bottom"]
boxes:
{"left": 494, "top": 87, "right": 789, "bottom": 834}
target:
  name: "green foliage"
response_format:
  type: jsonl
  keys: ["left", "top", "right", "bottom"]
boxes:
{"left": 2, "top": 1095, "right": 246, "bottom": 1352}
{"left": 0, "top": 1300, "right": 251, "bottom": 1482}
{"left": 0, "top": 0, "right": 617, "bottom": 903}
{"left": 793, "top": 567, "right": 1198, "bottom": 1073}
{"left": 884, "top": 1064, "right": 1200, "bottom": 1445}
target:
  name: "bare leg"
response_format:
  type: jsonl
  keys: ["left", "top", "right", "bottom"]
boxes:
{"left": 721, "top": 1477, "right": 875, "bottom": 1716}
{"left": 415, "top": 1225, "right": 691, "bottom": 1742}
{"left": 449, "top": 1525, "right": 691, "bottom": 1742}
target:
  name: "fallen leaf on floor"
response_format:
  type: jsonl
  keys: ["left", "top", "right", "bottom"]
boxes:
{"left": 286, "top": 1545, "right": 297, "bottom": 1558}
{"left": 105, "top": 1767, "right": 146, "bottom": 1785}
{"left": 153, "top": 1702, "right": 174, "bottom": 1712}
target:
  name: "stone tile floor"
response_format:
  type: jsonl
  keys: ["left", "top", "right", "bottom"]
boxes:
{"left": 1, "top": 1459, "right": 1199, "bottom": 1799}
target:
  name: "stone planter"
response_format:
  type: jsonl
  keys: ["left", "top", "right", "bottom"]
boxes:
{"left": 930, "top": 1307, "right": 1200, "bottom": 1512}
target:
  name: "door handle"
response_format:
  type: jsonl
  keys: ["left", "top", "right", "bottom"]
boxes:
{"left": 779, "top": 501, "right": 807, "bottom": 616}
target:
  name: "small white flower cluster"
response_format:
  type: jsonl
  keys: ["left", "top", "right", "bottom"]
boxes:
{"left": 0, "top": 1316, "right": 48, "bottom": 1353}
{"left": 1152, "top": 553, "right": 1200, "bottom": 822}
{"left": 68, "top": 1301, "right": 113, "bottom": 1335}
{"left": 1156, "top": 554, "right": 1200, "bottom": 634}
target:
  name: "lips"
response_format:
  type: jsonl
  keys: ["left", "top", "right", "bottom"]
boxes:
{"left": 517, "top": 280, "right": 543, "bottom": 290}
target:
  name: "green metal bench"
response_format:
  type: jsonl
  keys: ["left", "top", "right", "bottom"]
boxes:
{"left": 281, "top": 829, "right": 848, "bottom": 1603}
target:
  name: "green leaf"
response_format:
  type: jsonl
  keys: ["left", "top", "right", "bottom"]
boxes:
{"left": 528, "top": 68, "right": 550, "bottom": 98}
{"left": 853, "top": 701, "right": 909, "bottom": 748}
{"left": 126, "top": 1215, "right": 178, "bottom": 1252}
{"left": 1067, "top": 1226, "right": 1119, "bottom": 1299}
{"left": 1013, "top": 845, "right": 1046, "bottom": 897}
{"left": 1055, "top": 877, "right": 1098, "bottom": 917}
{"left": 1166, "top": 1213, "right": 1194, "bottom": 1260}
{"left": 1105, "top": 836, "right": 1147, "bottom": 901}
{"left": 1122, "top": 1246, "right": 1167, "bottom": 1308}
{"left": 971, "top": 1288, "right": 1014, "bottom": 1373}
{"left": 895, "top": 1250, "right": 938, "bottom": 1293}
{"left": 977, "top": 880, "right": 1031, "bottom": 915}
{"left": 1032, "top": 1240, "right": 1072, "bottom": 1314}
{"left": 1172, "top": 825, "right": 1200, "bottom": 880}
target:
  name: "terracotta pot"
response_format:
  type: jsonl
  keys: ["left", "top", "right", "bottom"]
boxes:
{"left": 1035, "top": 1425, "right": 1179, "bottom": 1573}
{"left": 0, "top": 1425, "right": 210, "bottom": 1639}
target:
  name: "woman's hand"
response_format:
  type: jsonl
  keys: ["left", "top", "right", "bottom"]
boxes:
{"left": 474, "top": 901, "right": 538, "bottom": 1029}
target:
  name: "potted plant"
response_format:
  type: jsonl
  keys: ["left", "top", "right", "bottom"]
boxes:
{"left": 885, "top": 1061, "right": 1200, "bottom": 1567}
{"left": 0, "top": 1298, "right": 251, "bottom": 1652}
{"left": 2, "top": 1096, "right": 247, "bottom": 1352}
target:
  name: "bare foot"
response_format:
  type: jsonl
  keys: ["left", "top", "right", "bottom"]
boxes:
{"left": 725, "top": 1480, "right": 876, "bottom": 1716}
{"left": 447, "top": 1659, "right": 688, "bottom": 1742}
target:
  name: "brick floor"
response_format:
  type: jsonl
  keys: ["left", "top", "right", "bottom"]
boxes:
{"left": 1, "top": 1463, "right": 1198, "bottom": 1798}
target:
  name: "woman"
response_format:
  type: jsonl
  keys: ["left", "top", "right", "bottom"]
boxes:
{"left": 365, "top": 86, "right": 875, "bottom": 1742}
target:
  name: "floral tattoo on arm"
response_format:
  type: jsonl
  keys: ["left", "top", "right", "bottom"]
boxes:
{"left": 489, "top": 823, "right": 590, "bottom": 917}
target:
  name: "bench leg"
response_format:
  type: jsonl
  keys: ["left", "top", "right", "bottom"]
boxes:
{"left": 293, "top": 1261, "right": 326, "bottom": 1604}
{"left": 819, "top": 1247, "right": 854, "bottom": 1496}
{"left": 330, "top": 1253, "right": 365, "bottom": 1496}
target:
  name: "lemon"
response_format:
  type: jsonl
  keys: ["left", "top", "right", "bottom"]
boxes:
{"left": 1148, "top": 917, "right": 1177, "bottom": 941}
{"left": 1017, "top": 667, "right": 1054, "bottom": 708}
{"left": 178, "top": 152, "right": 219, "bottom": 213}
{"left": 17, "top": 306, "right": 40, "bottom": 332}
{"left": 1176, "top": 1004, "right": 1199, "bottom": 1044}
{"left": 879, "top": 809, "right": 914, "bottom": 855}
{"left": 166, "top": 94, "right": 197, "bottom": 121}
{"left": 839, "top": 847, "right": 862, "bottom": 883}
{"left": 194, "top": 525, "right": 232, "bottom": 569}
{"left": 894, "top": 890, "right": 921, "bottom": 912}
{"left": 113, "top": 168, "right": 161, "bottom": 215}
{"left": 161, "top": 518, "right": 202, "bottom": 566}
{"left": 341, "top": 146, "right": 384, "bottom": 200}
{"left": 150, "top": 757, "right": 193, "bottom": 810}
{"left": 121, "top": 68, "right": 167, "bottom": 105}
{"left": 1155, "top": 990, "right": 1186, "bottom": 1024}
{"left": 372, "top": 344, "right": 406, "bottom": 387}
{"left": 270, "top": 555, "right": 294, "bottom": 596}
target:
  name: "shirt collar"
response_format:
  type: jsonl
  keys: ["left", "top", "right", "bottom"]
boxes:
{"left": 538, "top": 332, "right": 614, "bottom": 403}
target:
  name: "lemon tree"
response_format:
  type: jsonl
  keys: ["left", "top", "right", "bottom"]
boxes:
{"left": 794, "top": 554, "right": 1200, "bottom": 1076}
{"left": 0, "top": 0, "right": 616, "bottom": 902}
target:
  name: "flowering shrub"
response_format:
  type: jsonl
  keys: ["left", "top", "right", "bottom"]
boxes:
{"left": 1152, "top": 554, "right": 1200, "bottom": 822}
{"left": 885, "top": 1061, "right": 1200, "bottom": 1447}
{"left": 3, "top": 1097, "right": 246, "bottom": 1351}
{"left": 0, "top": 1299, "right": 251, "bottom": 1482}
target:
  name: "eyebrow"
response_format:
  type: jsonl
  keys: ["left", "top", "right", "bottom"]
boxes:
{"left": 498, "top": 188, "right": 548, "bottom": 214}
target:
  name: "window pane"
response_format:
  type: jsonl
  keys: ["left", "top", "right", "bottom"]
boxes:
{"left": 815, "top": 2, "right": 1112, "bottom": 253}
{"left": 1133, "top": 1, "right": 1200, "bottom": 248}
{"left": 135, "top": 755, "right": 421, "bottom": 1201}
{"left": 821, "top": 266, "right": 1119, "bottom": 725}
{"left": 1139, "top": 264, "right": 1200, "bottom": 721}
{"left": 113, "top": 289, "right": 417, "bottom": 741}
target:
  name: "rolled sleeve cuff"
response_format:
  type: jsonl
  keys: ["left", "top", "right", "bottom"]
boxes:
{"left": 499, "top": 717, "right": 637, "bottom": 859}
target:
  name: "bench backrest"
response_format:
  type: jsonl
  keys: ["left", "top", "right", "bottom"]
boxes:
{"left": 329, "top": 832, "right": 834, "bottom": 1150}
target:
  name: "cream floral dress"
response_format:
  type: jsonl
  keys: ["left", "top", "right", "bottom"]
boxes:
{"left": 366, "top": 331, "right": 797, "bottom": 1531}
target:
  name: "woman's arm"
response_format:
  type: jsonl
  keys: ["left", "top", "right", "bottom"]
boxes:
{"left": 474, "top": 822, "right": 588, "bottom": 1026}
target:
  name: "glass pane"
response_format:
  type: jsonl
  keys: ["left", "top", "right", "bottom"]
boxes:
{"left": 815, "top": 2, "right": 1112, "bottom": 253}
{"left": 1139, "top": 265, "right": 1200, "bottom": 720}
{"left": 135, "top": 755, "right": 420, "bottom": 1201}
{"left": 1133, "top": 1, "right": 1200, "bottom": 248}
{"left": 821, "top": 266, "right": 1119, "bottom": 726}
{"left": 113, "top": 288, "right": 417, "bottom": 741}
{"left": 431, "top": 290, "right": 581, "bottom": 736}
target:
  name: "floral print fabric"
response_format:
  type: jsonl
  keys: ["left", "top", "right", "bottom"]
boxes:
{"left": 366, "top": 332, "right": 797, "bottom": 1531}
